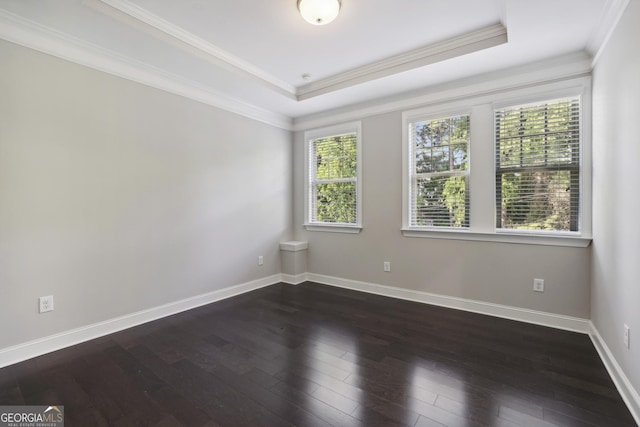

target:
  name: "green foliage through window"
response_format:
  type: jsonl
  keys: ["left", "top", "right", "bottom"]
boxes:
{"left": 310, "top": 133, "right": 358, "bottom": 224}
{"left": 495, "top": 98, "right": 580, "bottom": 232}
{"left": 411, "top": 115, "right": 470, "bottom": 228}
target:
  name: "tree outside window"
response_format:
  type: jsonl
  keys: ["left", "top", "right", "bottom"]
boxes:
{"left": 310, "top": 133, "right": 358, "bottom": 224}
{"left": 410, "top": 115, "right": 470, "bottom": 228}
{"left": 495, "top": 98, "right": 580, "bottom": 232}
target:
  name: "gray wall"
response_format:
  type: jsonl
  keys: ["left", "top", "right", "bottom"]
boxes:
{"left": 294, "top": 110, "right": 591, "bottom": 318}
{"left": 592, "top": 0, "right": 640, "bottom": 396}
{"left": 0, "top": 40, "right": 292, "bottom": 348}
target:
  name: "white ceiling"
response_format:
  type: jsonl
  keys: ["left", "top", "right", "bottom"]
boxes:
{"left": 0, "top": 0, "right": 617, "bottom": 126}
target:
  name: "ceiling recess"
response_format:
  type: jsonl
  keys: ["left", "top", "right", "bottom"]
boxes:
{"left": 91, "top": 0, "right": 508, "bottom": 101}
{"left": 296, "top": 24, "right": 508, "bottom": 100}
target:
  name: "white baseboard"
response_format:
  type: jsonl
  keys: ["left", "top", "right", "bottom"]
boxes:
{"left": 0, "top": 271, "right": 589, "bottom": 369}
{"left": 305, "top": 273, "right": 591, "bottom": 333}
{"left": 0, "top": 274, "right": 283, "bottom": 369}
{"left": 589, "top": 323, "right": 640, "bottom": 426}
{"left": 281, "top": 273, "right": 307, "bottom": 285}
{"left": 3, "top": 271, "right": 637, "bottom": 426}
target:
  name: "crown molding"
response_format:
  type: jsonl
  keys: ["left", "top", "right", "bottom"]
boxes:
{"left": 587, "top": 0, "right": 630, "bottom": 66}
{"left": 0, "top": 8, "right": 293, "bottom": 130}
{"left": 92, "top": 1, "right": 508, "bottom": 102}
{"left": 296, "top": 23, "right": 508, "bottom": 100}
{"left": 93, "top": 0, "right": 297, "bottom": 98}
{"left": 293, "top": 52, "right": 592, "bottom": 131}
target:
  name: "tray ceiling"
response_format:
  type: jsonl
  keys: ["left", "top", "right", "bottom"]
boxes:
{"left": 0, "top": 0, "right": 623, "bottom": 127}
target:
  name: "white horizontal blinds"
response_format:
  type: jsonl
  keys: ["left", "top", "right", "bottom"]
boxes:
{"left": 495, "top": 97, "right": 580, "bottom": 232}
{"left": 410, "top": 115, "right": 470, "bottom": 228}
{"left": 310, "top": 133, "right": 358, "bottom": 224}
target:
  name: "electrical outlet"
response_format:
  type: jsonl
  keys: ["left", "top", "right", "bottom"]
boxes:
{"left": 533, "top": 278, "right": 544, "bottom": 292}
{"left": 258, "top": 256, "right": 264, "bottom": 266}
{"left": 39, "top": 296, "right": 54, "bottom": 313}
{"left": 624, "top": 324, "right": 630, "bottom": 349}
{"left": 383, "top": 261, "right": 391, "bottom": 272}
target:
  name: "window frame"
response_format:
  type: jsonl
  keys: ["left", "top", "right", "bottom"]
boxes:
{"left": 304, "top": 121, "right": 363, "bottom": 233}
{"left": 401, "top": 79, "right": 592, "bottom": 247}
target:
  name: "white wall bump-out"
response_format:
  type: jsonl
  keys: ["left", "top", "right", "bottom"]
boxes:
{"left": 280, "top": 241, "right": 308, "bottom": 280}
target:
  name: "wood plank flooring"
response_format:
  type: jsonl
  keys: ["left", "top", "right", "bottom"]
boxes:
{"left": 0, "top": 282, "right": 636, "bottom": 427}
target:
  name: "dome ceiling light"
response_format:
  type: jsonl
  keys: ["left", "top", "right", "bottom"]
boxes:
{"left": 297, "top": 0, "right": 341, "bottom": 26}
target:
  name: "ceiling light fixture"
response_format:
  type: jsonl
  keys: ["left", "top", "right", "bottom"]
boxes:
{"left": 297, "top": 0, "right": 341, "bottom": 26}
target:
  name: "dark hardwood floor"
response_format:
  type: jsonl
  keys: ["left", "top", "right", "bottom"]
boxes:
{"left": 0, "top": 282, "right": 636, "bottom": 427}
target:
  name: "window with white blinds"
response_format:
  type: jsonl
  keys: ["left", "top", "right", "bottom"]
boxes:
{"left": 408, "top": 114, "right": 470, "bottom": 229}
{"left": 305, "top": 122, "right": 361, "bottom": 229}
{"left": 495, "top": 97, "right": 581, "bottom": 233}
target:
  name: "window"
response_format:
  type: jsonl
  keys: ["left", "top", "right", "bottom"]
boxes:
{"left": 495, "top": 97, "right": 581, "bottom": 233}
{"left": 406, "top": 114, "right": 470, "bottom": 229}
{"left": 402, "top": 78, "right": 591, "bottom": 247}
{"left": 305, "top": 122, "right": 362, "bottom": 232}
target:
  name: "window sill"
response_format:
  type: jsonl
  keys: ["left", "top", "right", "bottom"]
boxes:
{"left": 304, "top": 224, "right": 362, "bottom": 234}
{"left": 401, "top": 229, "right": 591, "bottom": 247}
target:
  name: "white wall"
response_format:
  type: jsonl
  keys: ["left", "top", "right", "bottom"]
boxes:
{"left": 592, "top": 0, "right": 640, "bottom": 398}
{"left": 294, "top": 105, "right": 591, "bottom": 319}
{"left": 0, "top": 40, "right": 292, "bottom": 349}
